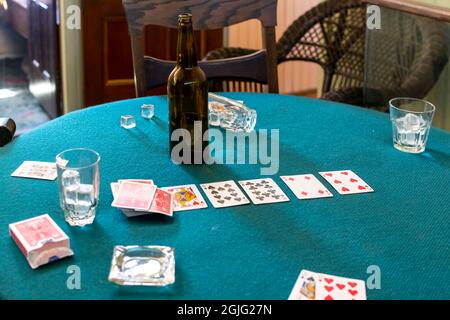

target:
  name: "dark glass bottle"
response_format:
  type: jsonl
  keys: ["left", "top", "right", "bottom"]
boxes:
{"left": 168, "top": 13, "right": 208, "bottom": 164}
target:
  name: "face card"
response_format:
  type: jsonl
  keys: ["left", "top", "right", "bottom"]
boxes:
{"left": 281, "top": 174, "right": 333, "bottom": 200}
{"left": 315, "top": 272, "right": 367, "bottom": 300}
{"left": 161, "top": 184, "right": 207, "bottom": 211}
{"left": 149, "top": 189, "right": 174, "bottom": 216}
{"left": 238, "top": 178, "right": 289, "bottom": 205}
{"left": 200, "top": 180, "right": 250, "bottom": 208}
{"left": 112, "top": 181, "right": 156, "bottom": 211}
{"left": 288, "top": 270, "right": 318, "bottom": 300}
{"left": 319, "top": 170, "right": 374, "bottom": 195}
{"left": 11, "top": 161, "right": 58, "bottom": 181}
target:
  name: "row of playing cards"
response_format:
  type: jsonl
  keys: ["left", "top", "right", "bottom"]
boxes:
{"left": 111, "top": 179, "right": 174, "bottom": 217}
{"left": 289, "top": 269, "right": 367, "bottom": 300}
{"left": 110, "top": 170, "right": 374, "bottom": 215}
{"left": 199, "top": 170, "right": 373, "bottom": 209}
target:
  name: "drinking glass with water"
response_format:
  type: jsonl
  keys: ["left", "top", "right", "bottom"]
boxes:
{"left": 56, "top": 148, "right": 100, "bottom": 226}
{"left": 389, "top": 98, "right": 435, "bottom": 154}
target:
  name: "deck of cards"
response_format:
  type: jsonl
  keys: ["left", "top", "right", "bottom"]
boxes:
{"left": 111, "top": 179, "right": 174, "bottom": 217}
{"left": 9, "top": 214, "right": 74, "bottom": 269}
{"left": 289, "top": 269, "right": 367, "bottom": 300}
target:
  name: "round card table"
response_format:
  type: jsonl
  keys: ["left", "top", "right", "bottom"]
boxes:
{"left": 1, "top": 93, "right": 449, "bottom": 299}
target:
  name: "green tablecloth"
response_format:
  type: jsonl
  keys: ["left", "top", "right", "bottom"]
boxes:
{"left": 1, "top": 93, "right": 449, "bottom": 300}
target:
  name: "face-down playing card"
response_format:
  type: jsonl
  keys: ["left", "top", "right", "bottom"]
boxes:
{"left": 200, "top": 180, "right": 250, "bottom": 208}
{"left": 11, "top": 161, "right": 58, "bottom": 180}
{"left": 111, "top": 180, "right": 156, "bottom": 211}
{"left": 238, "top": 178, "right": 289, "bottom": 205}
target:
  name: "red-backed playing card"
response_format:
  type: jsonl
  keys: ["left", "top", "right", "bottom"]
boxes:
{"left": 112, "top": 181, "right": 156, "bottom": 211}
{"left": 149, "top": 189, "right": 174, "bottom": 216}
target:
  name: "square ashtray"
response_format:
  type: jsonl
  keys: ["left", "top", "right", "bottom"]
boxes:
{"left": 108, "top": 245, "right": 175, "bottom": 286}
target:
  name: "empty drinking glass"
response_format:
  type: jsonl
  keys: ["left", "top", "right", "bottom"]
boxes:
{"left": 389, "top": 98, "right": 435, "bottom": 154}
{"left": 56, "top": 148, "right": 100, "bottom": 226}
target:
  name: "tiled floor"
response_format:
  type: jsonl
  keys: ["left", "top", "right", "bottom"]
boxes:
{"left": 0, "top": 19, "right": 49, "bottom": 135}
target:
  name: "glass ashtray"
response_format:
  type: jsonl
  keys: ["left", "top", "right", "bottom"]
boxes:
{"left": 108, "top": 245, "right": 175, "bottom": 286}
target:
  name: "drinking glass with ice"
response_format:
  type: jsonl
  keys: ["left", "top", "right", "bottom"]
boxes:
{"left": 56, "top": 149, "right": 100, "bottom": 226}
{"left": 389, "top": 98, "right": 435, "bottom": 154}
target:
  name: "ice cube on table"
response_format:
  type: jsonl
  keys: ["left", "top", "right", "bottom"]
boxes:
{"left": 121, "top": 115, "right": 136, "bottom": 129}
{"left": 141, "top": 104, "right": 154, "bottom": 119}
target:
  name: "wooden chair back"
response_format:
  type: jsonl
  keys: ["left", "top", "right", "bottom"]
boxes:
{"left": 122, "top": 0, "right": 279, "bottom": 95}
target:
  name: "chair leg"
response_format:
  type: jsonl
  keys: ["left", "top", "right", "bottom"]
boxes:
{"left": 263, "top": 26, "right": 279, "bottom": 94}
{"left": 130, "top": 34, "right": 147, "bottom": 97}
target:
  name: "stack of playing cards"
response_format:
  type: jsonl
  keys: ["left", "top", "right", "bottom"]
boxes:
{"left": 111, "top": 179, "right": 174, "bottom": 217}
{"left": 289, "top": 270, "right": 367, "bottom": 300}
{"left": 9, "top": 214, "right": 74, "bottom": 269}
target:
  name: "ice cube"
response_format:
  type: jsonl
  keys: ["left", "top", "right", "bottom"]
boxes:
{"left": 121, "top": 115, "right": 136, "bottom": 129}
{"left": 141, "top": 104, "right": 155, "bottom": 120}
{"left": 62, "top": 170, "right": 80, "bottom": 188}
{"left": 402, "top": 113, "right": 425, "bottom": 131}
{"left": 77, "top": 184, "right": 95, "bottom": 205}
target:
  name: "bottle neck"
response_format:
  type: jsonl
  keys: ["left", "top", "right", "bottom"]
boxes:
{"left": 176, "top": 22, "right": 198, "bottom": 68}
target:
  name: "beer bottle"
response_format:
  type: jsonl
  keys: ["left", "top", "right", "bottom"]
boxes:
{"left": 168, "top": 13, "right": 208, "bottom": 164}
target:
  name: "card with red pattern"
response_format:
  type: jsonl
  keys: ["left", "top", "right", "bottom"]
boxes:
{"left": 112, "top": 181, "right": 156, "bottom": 211}
{"left": 11, "top": 161, "right": 57, "bottom": 180}
{"left": 319, "top": 170, "right": 374, "bottom": 195}
{"left": 149, "top": 188, "right": 174, "bottom": 216}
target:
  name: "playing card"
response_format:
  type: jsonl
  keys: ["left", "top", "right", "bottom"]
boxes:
{"left": 200, "top": 180, "right": 250, "bottom": 208}
{"left": 11, "top": 161, "right": 58, "bottom": 181}
{"left": 238, "top": 178, "right": 289, "bottom": 205}
{"left": 149, "top": 188, "right": 174, "bottom": 216}
{"left": 118, "top": 179, "right": 154, "bottom": 185}
{"left": 319, "top": 170, "right": 374, "bottom": 195}
{"left": 110, "top": 183, "right": 148, "bottom": 217}
{"left": 288, "top": 270, "right": 317, "bottom": 300}
{"left": 281, "top": 174, "right": 333, "bottom": 200}
{"left": 112, "top": 181, "right": 156, "bottom": 211}
{"left": 161, "top": 184, "right": 208, "bottom": 211}
{"left": 315, "top": 272, "right": 367, "bottom": 300}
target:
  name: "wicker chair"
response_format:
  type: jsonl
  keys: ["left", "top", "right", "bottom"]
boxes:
{"left": 205, "top": 0, "right": 450, "bottom": 111}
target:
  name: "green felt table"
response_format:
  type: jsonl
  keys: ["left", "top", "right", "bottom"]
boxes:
{"left": 1, "top": 93, "right": 450, "bottom": 300}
